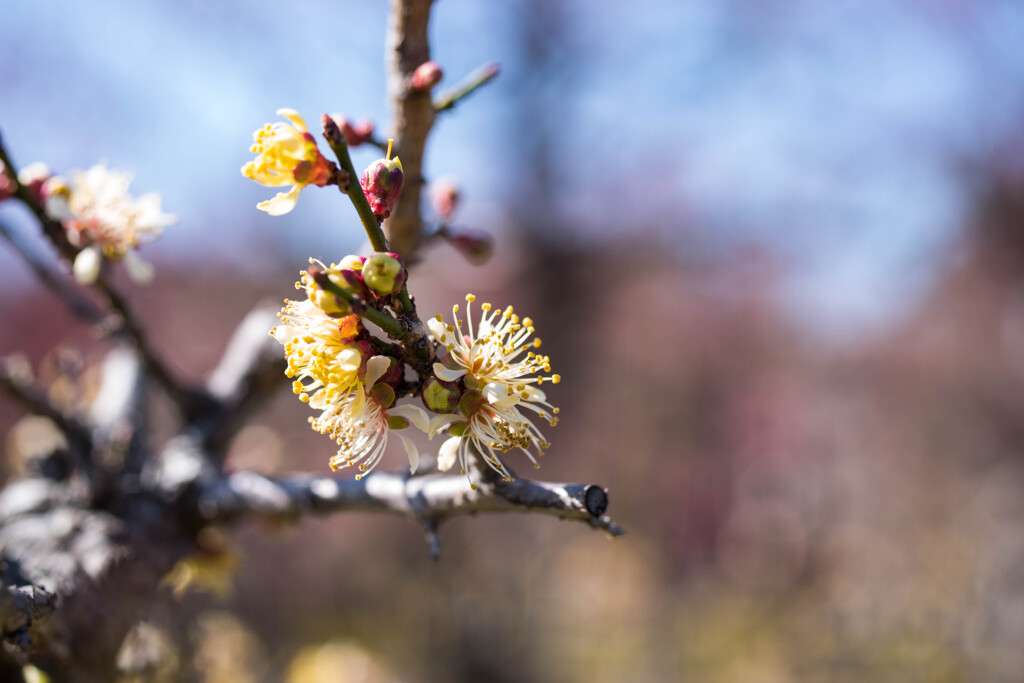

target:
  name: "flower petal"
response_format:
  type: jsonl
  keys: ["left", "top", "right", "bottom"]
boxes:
{"left": 390, "top": 404, "right": 430, "bottom": 433}
{"left": 398, "top": 433, "right": 420, "bottom": 474}
{"left": 123, "top": 250, "right": 155, "bottom": 285}
{"left": 257, "top": 184, "right": 302, "bottom": 216}
{"left": 427, "top": 413, "right": 461, "bottom": 438}
{"left": 437, "top": 435, "right": 461, "bottom": 471}
{"left": 484, "top": 382, "right": 520, "bottom": 409}
{"left": 275, "top": 108, "right": 308, "bottom": 133}
{"left": 427, "top": 317, "right": 447, "bottom": 341}
{"left": 433, "top": 363, "right": 466, "bottom": 382}
{"left": 72, "top": 246, "right": 102, "bottom": 285}
{"left": 365, "top": 355, "right": 392, "bottom": 387}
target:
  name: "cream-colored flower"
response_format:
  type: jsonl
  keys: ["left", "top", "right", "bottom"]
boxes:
{"left": 314, "top": 356, "right": 430, "bottom": 477}
{"left": 242, "top": 108, "right": 332, "bottom": 216}
{"left": 42, "top": 162, "right": 175, "bottom": 285}
{"left": 427, "top": 294, "right": 561, "bottom": 485}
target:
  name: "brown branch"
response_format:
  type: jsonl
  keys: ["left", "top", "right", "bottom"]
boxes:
{"left": 385, "top": 0, "right": 436, "bottom": 258}
{"left": 191, "top": 466, "right": 626, "bottom": 544}
{"left": 0, "top": 357, "right": 92, "bottom": 459}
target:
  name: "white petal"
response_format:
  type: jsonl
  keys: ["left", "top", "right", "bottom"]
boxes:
{"left": 433, "top": 363, "right": 466, "bottom": 382}
{"left": 484, "top": 382, "right": 519, "bottom": 409}
{"left": 390, "top": 404, "right": 430, "bottom": 433}
{"left": 427, "top": 317, "right": 447, "bottom": 340}
{"left": 365, "top": 355, "right": 392, "bottom": 387}
{"left": 337, "top": 347, "right": 362, "bottom": 373}
{"left": 437, "top": 436, "right": 461, "bottom": 471}
{"left": 123, "top": 250, "right": 154, "bottom": 285}
{"left": 427, "top": 413, "right": 461, "bottom": 438}
{"left": 523, "top": 385, "right": 547, "bottom": 402}
{"left": 72, "top": 246, "right": 102, "bottom": 285}
{"left": 398, "top": 433, "right": 420, "bottom": 474}
{"left": 44, "top": 193, "right": 74, "bottom": 222}
{"left": 257, "top": 184, "right": 302, "bottom": 216}
{"left": 276, "top": 108, "right": 308, "bottom": 133}
{"left": 17, "top": 162, "right": 50, "bottom": 186}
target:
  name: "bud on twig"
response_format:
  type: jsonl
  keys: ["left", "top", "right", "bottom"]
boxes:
{"left": 360, "top": 140, "right": 405, "bottom": 221}
{"left": 444, "top": 227, "right": 493, "bottom": 265}
{"left": 410, "top": 61, "right": 444, "bottom": 92}
{"left": 363, "top": 252, "right": 406, "bottom": 296}
{"left": 333, "top": 116, "right": 375, "bottom": 147}
{"left": 429, "top": 177, "right": 460, "bottom": 221}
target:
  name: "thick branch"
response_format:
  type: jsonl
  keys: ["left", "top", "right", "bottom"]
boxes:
{"left": 385, "top": 0, "right": 436, "bottom": 258}
{"left": 191, "top": 467, "right": 625, "bottom": 538}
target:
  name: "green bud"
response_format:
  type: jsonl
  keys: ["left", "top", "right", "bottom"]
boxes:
{"left": 363, "top": 252, "right": 406, "bottom": 295}
{"left": 422, "top": 376, "right": 461, "bottom": 414}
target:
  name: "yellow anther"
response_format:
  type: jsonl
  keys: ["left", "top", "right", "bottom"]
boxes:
{"left": 466, "top": 293, "right": 476, "bottom": 302}
{"left": 551, "top": 374, "right": 561, "bottom": 384}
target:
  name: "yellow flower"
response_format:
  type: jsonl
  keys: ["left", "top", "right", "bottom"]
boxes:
{"left": 271, "top": 299, "right": 366, "bottom": 416}
{"left": 427, "top": 294, "right": 561, "bottom": 485}
{"left": 242, "top": 108, "right": 332, "bottom": 216}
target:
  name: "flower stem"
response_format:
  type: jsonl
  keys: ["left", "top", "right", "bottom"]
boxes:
{"left": 321, "top": 116, "right": 389, "bottom": 253}
{"left": 311, "top": 269, "right": 405, "bottom": 338}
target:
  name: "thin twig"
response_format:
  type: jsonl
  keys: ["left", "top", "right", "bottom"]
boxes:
{"left": 433, "top": 62, "right": 501, "bottom": 113}
{"left": 0, "top": 358, "right": 92, "bottom": 458}
{"left": 0, "top": 217, "right": 105, "bottom": 324}
{"left": 321, "top": 115, "right": 390, "bottom": 253}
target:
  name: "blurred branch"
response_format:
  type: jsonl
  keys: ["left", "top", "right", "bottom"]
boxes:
{"left": 1, "top": 580, "right": 56, "bottom": 655}
{"left": 90, "top": 347, "right": 148, "bottom": 476}
{"left": 0, "top": 218, "right": 105, "bottom": 325}
{"left": 385, "top": 0, "right": 435, "bottom": 258}
{"left": 0, "top": 357, "right": 91, "bottom": 456}
{"left": 200, "top": 302, "right": 287, "bottom": 453}
{"left": 434, "top": 62, "right": 500, "bottom": 113}
{"left": 192, "top": 465, "right": 625, "bottom": 543}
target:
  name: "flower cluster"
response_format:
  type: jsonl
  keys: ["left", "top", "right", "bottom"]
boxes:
{"left": 41, "top": 162, "right": 176, "bottom": 284}
{"left": 273, "top": 264, "right": 561, "bottom": 484}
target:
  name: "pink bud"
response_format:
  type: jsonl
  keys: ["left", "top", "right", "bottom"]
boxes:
{"left": 444, "top": 227, "right": 493, "bottom": 265}
{"left": 360, "top": 147, "right": 404, "bottom": 221}
{"left": 429, "top": 177, "right": 460, "bottom": 221}
{"left": 411, "top": 61, "right": 444, "bottom": 92}
{"left": 333, "top": 116, "right": 375, "bottom": 147}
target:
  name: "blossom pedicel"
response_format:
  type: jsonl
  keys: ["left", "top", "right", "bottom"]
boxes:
{"left": 242, "top": 109, "right": 333, "bottom": 216}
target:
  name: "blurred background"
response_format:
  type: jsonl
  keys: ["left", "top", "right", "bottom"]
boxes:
{"left": 4, "top": 0, "right": 1024, "bottom": 681}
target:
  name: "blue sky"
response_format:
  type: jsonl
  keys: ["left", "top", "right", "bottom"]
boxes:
{"left": 2, "top": 0, "right": 1023, "bottom": 338}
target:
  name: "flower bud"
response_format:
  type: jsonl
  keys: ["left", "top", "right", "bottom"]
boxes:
{"left": 458, "top": 390, "right": 486, "bottom": 417}
{"left": 429, "top": 177, "right": 460, "bottom": 221}
{"left": 422, "top": 375, "right": 461, "bottom": 414}
{"left": 363, "top": 252, "right": 406, "bottom": 295}
{"left": 411, "top": 61, "right": 444, "bottom": 91}
{"left": 360, "top": 141, "right": 404, "bottom": 221}
{"left": 377, "top": 356, "right": 404, "bottom": 388}
{"left": 333, "top": 116, "right": 375, "bottom": 147}
{"left": 369, "top": 382, "right": 396, "bottom": 409}
{"left": 444, "top": 227, "right": 493, "bottom": 265}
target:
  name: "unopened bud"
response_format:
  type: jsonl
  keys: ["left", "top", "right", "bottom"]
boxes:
{"left": 429, "top": 177, "right": 460, "bottom": 221}
{"left": 304, "top": 265, "right": 351, "bottom": 315}
{"left": 378, "top": 356, "right": 403, "bottom": 387}
{"left": 411, "top": 61, "right": 444, "bottom": 91}
{"left": 458, "top": 390, "right": 486, "bottom": 417}
{"left": 333, "top": 116, "right": 375, "bottom": 147}
{"left": 369, "top": 382, "right": 396, "bottom": 409}
{"left": 445, "top": 227, "right": 493, "bottom": 265}
{"left": 363, "top": 252, "right": 406, "bottom": 295}
{"left": 360, "top": 140, "right": 404, "bottom": 221}
{"left": 422, "top": 376, "right": 461, "bottom": 414}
